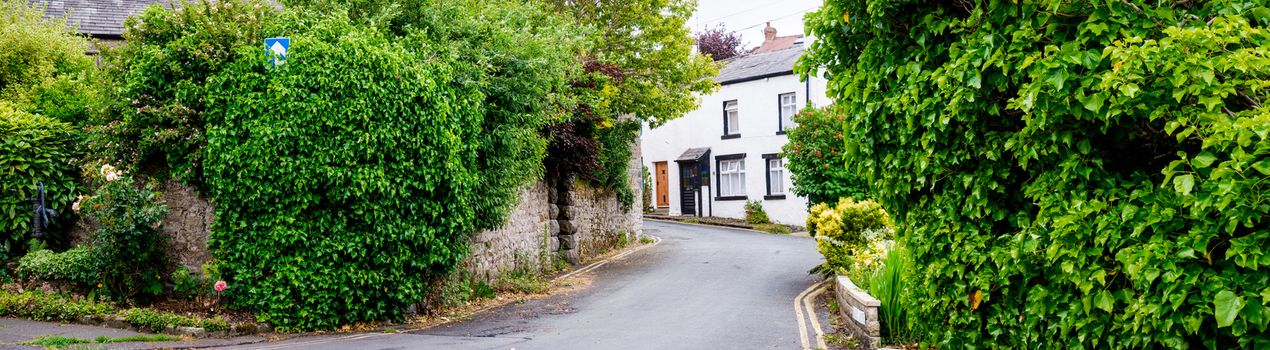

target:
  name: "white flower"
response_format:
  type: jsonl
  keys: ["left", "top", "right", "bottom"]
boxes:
{"left": 71, "top": 195, "right": 84, "bottom": 212}
{"left": 100, "top": 164, "right": 115, "bottom": 176}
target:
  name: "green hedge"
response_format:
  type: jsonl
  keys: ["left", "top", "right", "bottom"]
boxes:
{"left": 801, "top": 1, "right": 1269, "bottom": 348}
{"left": 0, "top": 109, "right": 80, "bottom": 259}
{"left": 17, "top": 247, "right": 99, "bottom": 286}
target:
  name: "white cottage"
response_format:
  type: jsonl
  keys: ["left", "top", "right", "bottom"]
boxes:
{"left": 642, "top": 25, "right": 829, "bottom": 225}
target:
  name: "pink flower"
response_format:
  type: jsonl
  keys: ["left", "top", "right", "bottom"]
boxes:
{"left": 214, "top": 280, "right": 227, "bottom": 292}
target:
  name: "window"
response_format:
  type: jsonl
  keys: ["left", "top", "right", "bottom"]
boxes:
{"left": 722, "top": 100, "right": 740, "bottom": 138}
{"left": 716, "top": 155, "right": 746, "bottom": 199}
{"left": 763, "top": 154, "right": 786, "bottom": 199}
{"left": 778, "top": 92, "right": 797, "bottom": 132}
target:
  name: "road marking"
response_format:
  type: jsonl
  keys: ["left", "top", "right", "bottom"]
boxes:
{"left": 803, "top": 283, "right": 830, "bottom": 350}
{"left": 794, "top": 282, "right": 817, "bottom": 349}
{"left": 558, "top": 234, "right": 660, "bottom": 279}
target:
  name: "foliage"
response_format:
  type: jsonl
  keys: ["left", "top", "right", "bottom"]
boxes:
{"left": 198, "top": 8, "right": 491, "bottom": 330}
{"left": 0, "top": 109, "right": 81, "bottom": 260}
{"left": 25, "top": 334, "right": 180, "bottom": 349}
{"left": 0, "top": 290, "right": 113, "bottom": 322}
{"left": 808, "top": 198, "right": 893, "bottom": 277}
{"left": 170, "top": 265, "right": 219, "bottom": 299}
{"left": 80, "top": 174, "right": 169, "bottom": 300}
{"left": 541, "top": 0, "right": 718, "bottom": 127}
{"left": 592, "top": 120, "right": 642, "bottom": 210}
{"left": 782, "top": 105, "right": 869, "bottom": 204}
{"left": 17, "top": 247, "right": 99, "bottom": 286}
{"left": 753, "top": 223, "right": 791, "bottom": 235}
{"left": 0, "top": 0, "right": 98, "bottom": 124}
{"left": 96, "top": 0, "right": 274, "bottom": 187}
{"left": 641, "top": 165, "right": 654, "bottom": 212}
{"left": 695, "top": 24, "right": 744, "bottom": 61}
{"left": 800, "top": 1, "right": 1270, "bottom": 347}
{"left": 866, "top": 243, "right": 917, "bottom": 343}
{"left": 743, "top": 200, "right": 771, "bottom": 224}
{"left": 119, "top": 307, "right": 227, "bottom": 332}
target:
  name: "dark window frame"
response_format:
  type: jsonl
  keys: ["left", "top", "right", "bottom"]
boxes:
{"left": 777, "top": 92, "right": 797, "bottom": 134}
{"left": 722, "top": 100, "right": 740, "bottom": 139}
{"left": 714, "top": 153, "right": 747, "bottom": 201}
{"left": 762, "top": 153, "right": 786, "bottom": 199}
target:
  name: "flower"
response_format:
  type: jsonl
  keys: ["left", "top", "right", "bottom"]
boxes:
{"left": 214, "top": 280, "right": 227, "bottom": 292}
{"left": 71, "top": 195, "right": 84, "bottom": 212}
{"left": 100, "top": 164, "right": 121, "bottom": 181}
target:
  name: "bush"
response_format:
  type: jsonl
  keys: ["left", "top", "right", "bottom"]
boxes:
{"left": 80, "top": 174, "right": 169, "bottom": 300}
{"left": 119, "top": 307, "right": 227, "bottom": 333}
{"left": 782, "top": 105, "right": 869, "bottom": 204}
{"left": 753, "top": 223, "right": 791, "bottom": 235}
{"left": 808, "top": 198, "right": 893, "bottom": 277}
{"left": 0, "top": 1, "right": 95, "bottom": 116}
{"left": 17, "top": 247, "right": 99, "bottom": 286}
{"left": 0, "top": 290, "right": 113, "bottom": 322}
{"left": 801, "top": 1, "right": 1270, "bottom": 347}
{"left": 0, "top": 109, "right": 81, "bottom": 260}
{"left": 743, "top": 200, "right": 771, "bottom": 224}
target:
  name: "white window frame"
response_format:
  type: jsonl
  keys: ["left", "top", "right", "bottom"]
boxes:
{"left": 718, "top": 158, "right": 746, "bottom": 197}
{"left": 723, "top": 100, "right": 740, "bottom": 136}
{"left": 779, "top": 92, "right": 797, "bottom": 132}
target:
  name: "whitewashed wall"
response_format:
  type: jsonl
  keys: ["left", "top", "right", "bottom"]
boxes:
{"left": 642, "top": 73, "right": 830, "bottom": 225}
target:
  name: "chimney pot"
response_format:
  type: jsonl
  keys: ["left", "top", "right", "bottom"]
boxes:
{"left": 763, "top": 22, "right": 777, "bottom": 42}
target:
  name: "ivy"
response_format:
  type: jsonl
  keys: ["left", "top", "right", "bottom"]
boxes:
{"left": 801, "top": 0, "right": 1269, "bottom": 348}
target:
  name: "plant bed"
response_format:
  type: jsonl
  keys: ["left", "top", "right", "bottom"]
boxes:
{"left": 643, "top": 213, "right": 804, "bottom": 233}
{"left": 0, "top": 288, "right": 271, "bottom": 338}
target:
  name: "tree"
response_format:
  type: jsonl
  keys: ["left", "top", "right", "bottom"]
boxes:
{"left": 782, "top": 104, "right": 868, "bottom": 204}
{"left": 800, "top": 0, "right": 1269, "bottom": 348}
{"left": 695, "top": 24, "right": 744, "bottom": 61}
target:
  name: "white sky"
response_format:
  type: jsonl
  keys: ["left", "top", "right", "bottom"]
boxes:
{"left": 687, "top": 0, "right": 823, "bottom": 50}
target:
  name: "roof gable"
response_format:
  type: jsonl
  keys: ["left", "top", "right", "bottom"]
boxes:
{"left": 713, "top": 44, "right": 804, "bottom": 86}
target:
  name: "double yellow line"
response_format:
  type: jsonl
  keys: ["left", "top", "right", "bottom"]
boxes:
{"left": 794, "top": 281, "right": 830, "bottom": 350}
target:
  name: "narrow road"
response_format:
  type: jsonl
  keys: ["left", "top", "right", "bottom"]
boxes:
{"left": 212, "top": 220, "right": 823, "bottom": 350}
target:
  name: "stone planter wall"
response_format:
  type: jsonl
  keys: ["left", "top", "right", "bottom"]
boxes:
{"left": 833, "top": 275, "right": 882, "bottom": 349}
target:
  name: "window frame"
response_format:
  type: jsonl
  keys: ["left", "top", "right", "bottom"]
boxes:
{"left": 714, "top": 153, "right": 747, "bottom": 200}
{"left": 763, "top": 153, "right": 786, "bottom": 199}
{"left": 777, "top": 92, "right": 797, "bottom": 134}
{"left": 722, "top": 100, "right": 740, "bottom": 139}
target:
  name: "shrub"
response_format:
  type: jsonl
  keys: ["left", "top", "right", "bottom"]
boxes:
{"left": 0, "top": 290, "right": 113, "bottom": 322}
{"left": 743, "top": 200, "right": 771, "bottom": 224}
{"left": 17, "top": 247, "right": 100, "bottom": 286}
{"left": 0, "top": 109, "right": 81, "bottom": 260}
{"left": 866, "top": 243, "right": 918, "bottom": 343}
{"left": 782, "top": 105, "right": 869, "bottom": 204}
{"left": 0, "top": 1, "right": 94, "bottom": 114}
{"left": 119, "top": 307, "right": 227, "bottom": 333}
{"left": 80, "top": 174, "right": 169, "bottom": 300}
{"left": 808, "top": 198, "right": 893, "bottom": 277}
{"left": 801, "top": 1, "right": 1270, "bottom": 347}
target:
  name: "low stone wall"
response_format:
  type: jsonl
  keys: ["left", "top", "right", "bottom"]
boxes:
{"left": 462, "top": 182, "right": 554, "bottom": 282}
{"left": 834, "top": 275, "right": 882, "bottom": 349}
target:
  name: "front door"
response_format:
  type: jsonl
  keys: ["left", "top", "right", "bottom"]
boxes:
{"left": 679, "top": 162, "right": 699, "bottom": 216}
{"left": 654, "top": 161, "right": 669, "bottom": 208}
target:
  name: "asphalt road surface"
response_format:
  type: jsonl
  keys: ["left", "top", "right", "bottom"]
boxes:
{"left": 209, "top": 220, "right": 823, "bottom": 350}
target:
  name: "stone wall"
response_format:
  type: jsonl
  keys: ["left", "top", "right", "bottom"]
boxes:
{"left": 461, "top": 182, "right": 554, "bottom": 282}
{"left": 157, "top": 180, "right": 214, "bottom": 274}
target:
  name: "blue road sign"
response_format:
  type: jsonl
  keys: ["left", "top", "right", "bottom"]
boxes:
{"left": 265, "top": 37, "right": 289, "bottom": 67}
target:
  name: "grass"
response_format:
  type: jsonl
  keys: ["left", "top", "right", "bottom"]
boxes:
{"left": 25, "top": 334, "right": 180, "bottom": 349}
{"left": 638, "top": 235, "right": 655, "bottom": 244}
{"left": 497, "top": 271, "right": 549, "bottom": 294}
{"left": 753, "top": 223, "right": 792, "bottom": 234}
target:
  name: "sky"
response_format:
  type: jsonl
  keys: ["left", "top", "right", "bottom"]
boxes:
{"left": 687, "top": 0, "right": 823, "bottom": 50}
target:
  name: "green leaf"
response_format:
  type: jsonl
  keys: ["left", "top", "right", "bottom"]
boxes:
{"left": 1173, "top": 174, "right": 1194, "bottom": 195}
{"left": 1095, "top": 290, "right": 1114, "bottom": 313}
{"left": 1083, "top": 94, "right": 1105, "bottom": 112}
{"left": 1215, "top": 290, "right": 1244, "bottom": 328}
{"left": 1192, "top": 151, "right": 1217, "bottom": 169}
{"left": 1252, "top": 158, "right": 1270, "bottom": 176}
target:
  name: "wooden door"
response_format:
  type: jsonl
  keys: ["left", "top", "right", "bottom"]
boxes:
{"left": 654, "top": 161, "right": 669, "bottom": 208}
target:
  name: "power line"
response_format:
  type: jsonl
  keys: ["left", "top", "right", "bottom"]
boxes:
{"left": 734, "top": 5, "right": 819, "bottom": 32}
{"left": 698, "top": 2, "right": 781, "bottom": 25}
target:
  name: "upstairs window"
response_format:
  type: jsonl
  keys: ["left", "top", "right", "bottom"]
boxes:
{"left": 778, "top": 92, "right": 797, "bottom": 132}
{"left": 723, "top": 100, "right": 740, "bottom": 138}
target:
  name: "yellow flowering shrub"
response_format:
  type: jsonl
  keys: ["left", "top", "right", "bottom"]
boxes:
{"left": 809, "top": 198, "right": 894, "bottom": 276}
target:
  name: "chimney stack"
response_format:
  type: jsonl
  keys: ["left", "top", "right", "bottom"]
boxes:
{"left": 763, "top": 22, "right": 777, "bottom": 42}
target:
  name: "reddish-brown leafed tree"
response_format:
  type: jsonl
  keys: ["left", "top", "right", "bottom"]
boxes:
{"left": 695, "top": 25, "right": 744, "bottom": 61}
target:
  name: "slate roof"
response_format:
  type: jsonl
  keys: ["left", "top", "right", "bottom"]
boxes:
{"left": 752, "top": 35, "right": 802, "bottom": 54}
{"left": 714, "top": 44, "right": 804, "bottom": 86}
{"left": 32, "top": 0, "right": 172, "bottom": 38}
{"left": 676, "top": 147, "right": 711, "bottom": 162}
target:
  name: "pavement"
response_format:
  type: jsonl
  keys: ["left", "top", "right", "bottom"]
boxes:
{"left": 2, "top": 220, "right": 826, "bottom": 350}
{"left": 208, "top": 220, "right": 825, "bottom": 350}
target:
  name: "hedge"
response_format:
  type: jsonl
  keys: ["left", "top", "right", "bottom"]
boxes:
{"left": 800, "top": 1, "right": 1269, "bottom": 348}
{"left": 0, "top": 109, "right": 80, "bottom": 260}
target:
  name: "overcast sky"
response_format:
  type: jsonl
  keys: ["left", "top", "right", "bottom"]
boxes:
{"left": 687, "top": 0, "right": 823, "bottom": 49}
